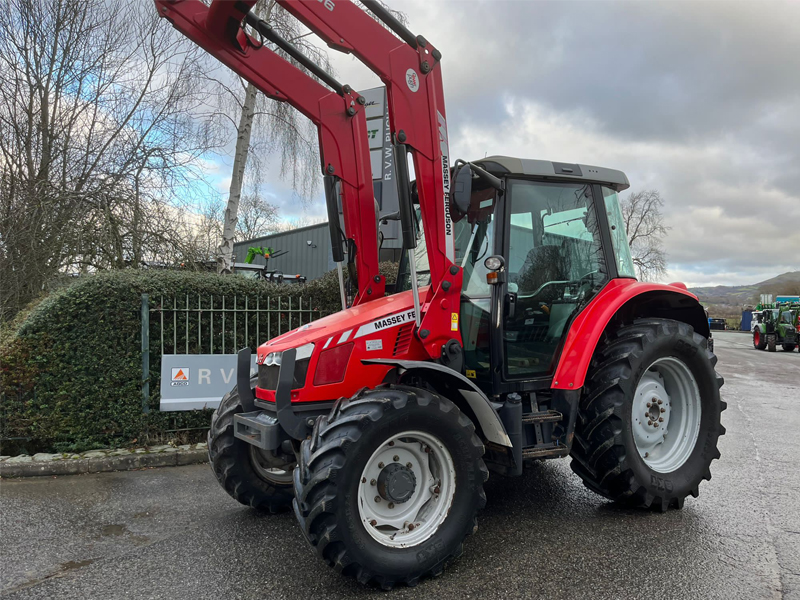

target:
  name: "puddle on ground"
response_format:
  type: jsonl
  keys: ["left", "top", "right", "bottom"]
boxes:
{"left": 99, "top": 523, "right": 150, "bottom": 545}
{"left": 60, "top": 559, "right": 94, "bottom": 571}
{"left": 101, "top": 524, "right": 127, "bottom": 536}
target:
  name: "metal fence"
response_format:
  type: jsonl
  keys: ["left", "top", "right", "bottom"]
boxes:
{"left": 141, "top": 293, "right": 320, "bottom": 413}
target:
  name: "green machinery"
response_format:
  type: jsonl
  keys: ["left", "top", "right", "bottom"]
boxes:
{"left": 753, "top": 302, "right": 799, "bottom": 352}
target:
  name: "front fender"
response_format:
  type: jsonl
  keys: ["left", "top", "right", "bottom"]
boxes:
{"left": 362, "top": 359, "right": 512, "bottom": 447}
{"left": 552, "top": 279, "right": 708, "bottom": 390}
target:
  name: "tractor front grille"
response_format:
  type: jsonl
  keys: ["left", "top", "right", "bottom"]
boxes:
{"left": 257, "top": 359, "right": 310, "bottom": 391}
{"left": 258, "top": 364, "right": 279, "bottom": 390}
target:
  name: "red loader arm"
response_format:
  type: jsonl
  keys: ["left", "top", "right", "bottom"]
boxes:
{"left": 277, "top": 0, "right": 464, "bottom": 361}
{"left": 155, "top": 0, "right": 384, "bottom": 304}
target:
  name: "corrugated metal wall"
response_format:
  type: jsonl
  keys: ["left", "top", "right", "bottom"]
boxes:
{"left": 233, "top": 223, "right": 334, "bottom": 281}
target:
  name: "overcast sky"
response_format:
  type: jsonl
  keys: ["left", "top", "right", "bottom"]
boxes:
{"left": 208, "top": 0, "right": 800, "bottom": 287}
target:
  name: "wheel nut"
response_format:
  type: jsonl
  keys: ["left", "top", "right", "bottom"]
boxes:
{"left": 657, "top": 399, "right": 663, "bottom": 405}
{"left": 370, "top": 479, "right": 376, "bottom": 486}
{"left": 644, "top": 452, "right": 649, "bottom": 458}
{"left": 433, "top": 486, "right": 440, "bottom": 494}
{"left": 407, "top": 462, "right": 413, "bottom": 469}
{"left": 370, "top": 519, "right": 377, "bottom": 526}
{"left": 374, "top": 496, "right": 381, "bottom": 503}
{"left": 388, "top": 503, "right": 394, "bottom": 509}
{"left": 659, "top": 417, "right": 664, "bottom": 422}
{"left": 648, "top": 420, "right": 653, "bottom": 426}
{"left": 393, "top": 455, "right": 400, "bottom": 462}
{"left": 361, "top": 477, "right": 366, "bottom": 483}
{"left": 378, "top": 462, "right": 384, "bottom": 468}
{"left": 388, "top": 441, "right": 394, "bottom": 446}
{"left": 646, "top": 402, "right": 652, "bottom": 407}
{"left": 660, "top": 408, "right": 666, "bottom": 413}
{"left": 408, "top": 523, "right": 415, "bottom": 531}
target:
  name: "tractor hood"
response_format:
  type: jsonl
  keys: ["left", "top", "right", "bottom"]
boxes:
{"left": 256, "top": 288, "right": 424, "bottom": 363}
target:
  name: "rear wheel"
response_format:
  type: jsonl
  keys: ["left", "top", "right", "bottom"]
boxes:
{"left": 767, "top": 334, "right": 777, "bottom": 352}
{"left": 293, "top": 385, "right": 487, "bottom": 589}
{"left": 753, "top": 328, "right": 767, "bottom": 350}
{"left": 782, "top": 343, "right": 796, "bottom": 352}
{"left": 570, "top": 319, "right": 726, "bottom": 511}
{"left": 208, "top": 382, "right": 295, "bottom": 512}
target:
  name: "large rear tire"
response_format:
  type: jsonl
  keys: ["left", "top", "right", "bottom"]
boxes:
{"left": 570, "top": 319, "right": 726, "bottom": 511}
{"left": 208, "top": 382, "right": 295, "bottom": 513}
{"left": 753, "top": 327, "right": 767, "bottom": 350}
{"left": 293, "top": 385, "right": 488, "bottom": 589}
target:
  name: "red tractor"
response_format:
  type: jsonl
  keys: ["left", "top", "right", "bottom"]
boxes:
{"left": 157, "top": 0, "right": 725, "bottom": 589}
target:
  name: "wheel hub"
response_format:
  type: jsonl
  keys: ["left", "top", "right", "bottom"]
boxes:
{"left": 378, "top": 463, "right": 417, "bottom": 503}
{"left": 631, "top": 357, "right": 702, "bottom": 473}
{"left": 357, "top": 431, "right": 456, "bottom": 548}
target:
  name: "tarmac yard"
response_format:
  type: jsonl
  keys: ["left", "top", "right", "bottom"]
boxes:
{"left": 1, "top": 331, "right": 799, "bottom": 599}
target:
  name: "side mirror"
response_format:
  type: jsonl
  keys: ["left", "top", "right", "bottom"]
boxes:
{"left": 453, "top": 165, "right": 473, "bottom": 215}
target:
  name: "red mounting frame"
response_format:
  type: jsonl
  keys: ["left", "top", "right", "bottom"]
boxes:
{"left": 155, "top": 0, "right": 384, "bottom": 304}
{"left": 277, "top": 0, "right": 464, "bottom": 360}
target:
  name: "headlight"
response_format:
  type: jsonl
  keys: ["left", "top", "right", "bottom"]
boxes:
{"left": 295, "top": 342, "right": 315, "bottom": 360}
{"left": 264, "top": 352, "right": 282, "bottom": 366}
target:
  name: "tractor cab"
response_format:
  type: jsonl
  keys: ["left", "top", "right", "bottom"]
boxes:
{"left": 400, "top": 156, "right": 636, "bottom": 392}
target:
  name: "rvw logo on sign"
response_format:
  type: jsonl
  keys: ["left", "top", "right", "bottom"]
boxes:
{"left": 160, "top": 354, "right": 257, "bottom": 411}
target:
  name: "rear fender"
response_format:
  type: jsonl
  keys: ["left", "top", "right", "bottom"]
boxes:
{"left": 552, "top": 280, "right": 709, "bottom": 390}
{"left": 362, "top": 359, "right": 512, "bottom": 447}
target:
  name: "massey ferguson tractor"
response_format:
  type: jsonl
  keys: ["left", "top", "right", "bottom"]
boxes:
{"left": 156, "top": 0, "right": 726, "bottom": 588}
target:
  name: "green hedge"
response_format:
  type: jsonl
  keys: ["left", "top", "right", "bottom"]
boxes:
{"left": 0, "top": 264, "right": 397, "bottom": 454}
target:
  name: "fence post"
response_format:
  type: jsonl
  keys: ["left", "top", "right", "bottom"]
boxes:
{"left": 141, "top": 294, "right": 150, "bottom": 414}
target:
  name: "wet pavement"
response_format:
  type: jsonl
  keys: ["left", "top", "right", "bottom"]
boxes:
{"left": 1, "top": 331, "right": 798, "bottom": 599}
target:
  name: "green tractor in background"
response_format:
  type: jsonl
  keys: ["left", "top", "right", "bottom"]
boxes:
{"left": 753, "top": 303, "right": 799, "bottom": 352}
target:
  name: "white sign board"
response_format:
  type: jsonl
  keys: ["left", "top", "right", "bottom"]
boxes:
{"left": 160, "top": 354, "right": 256, "bottom": 411}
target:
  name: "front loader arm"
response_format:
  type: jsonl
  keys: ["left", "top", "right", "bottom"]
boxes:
{"left": 155, "top": 0, "right": 384, "bottom": 304}
{"left": 277, "top": 0, "right": 463, "bottom": 360}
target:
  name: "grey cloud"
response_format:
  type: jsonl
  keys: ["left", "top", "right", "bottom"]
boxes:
{"left": 225, "top": 0, "right": 800, "bottom": 285}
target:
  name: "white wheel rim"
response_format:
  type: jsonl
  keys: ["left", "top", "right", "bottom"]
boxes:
{"left": 357, "top": 430, "right": 456, "bottom": 548}
{"left": 632, "top": 357, "right": 702, "bottom": 473}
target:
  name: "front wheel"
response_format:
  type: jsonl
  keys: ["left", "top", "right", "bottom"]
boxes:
{"left": 571, "top": 319, "right": 726, "bottom": 511}
{"left": 782, "top": 343, "right": 796, "bottom": 352}
{"left": 293, "top": 385, "right": 488, "bottom": 589}
{"left": 208, "top": 382, "right": 296, "bottom": 513}
{"left": 767, "top": 334, "right": 777, "bottom": 352}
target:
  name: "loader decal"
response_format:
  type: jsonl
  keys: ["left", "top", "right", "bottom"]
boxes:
{"left": 438, "top": 111, "right": 455, "bottom": 262}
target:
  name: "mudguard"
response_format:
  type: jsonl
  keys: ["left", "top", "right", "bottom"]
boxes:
{"left": 552, "top": 279, "right": 709, "bottom": 390}
{"left": 362, "top": 358, "right": 513, "bottom": 447}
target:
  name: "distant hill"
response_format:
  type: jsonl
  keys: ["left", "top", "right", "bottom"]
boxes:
{"left": 689, "top": 271, "right": 800, "bottom": 317}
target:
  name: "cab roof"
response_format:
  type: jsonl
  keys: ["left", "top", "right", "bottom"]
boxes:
{"left": 475, "top": 155, "right": 630, "bottom": 192}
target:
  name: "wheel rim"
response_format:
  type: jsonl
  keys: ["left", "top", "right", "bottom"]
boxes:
{"left": 357, "top": 430, "right": 456, "bottom": 548}
{"left": 249, "top": 445, "right": 294, "bottom": 485}
{"left": 632, "top": 357, "right": 702, "bottom": 474}
{"left": 754, "top": 330, "right": 760, "bottom": 347}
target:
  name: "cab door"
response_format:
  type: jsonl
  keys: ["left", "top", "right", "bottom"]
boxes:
{"left": 500, "top": 180, "right": 608, "bottom": 379}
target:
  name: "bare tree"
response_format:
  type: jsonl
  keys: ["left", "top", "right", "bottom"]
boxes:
{"left": 620, "top": 190, "right": 670, "bottom": 281}
{"left": 237, "top": 189, "right": 280, "bottom": 241}
{"left": 212, "top": 0, "right": 331, "bottom": 273}
{"left": 0, "top": 0, "right": 220, "bottom": 319}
